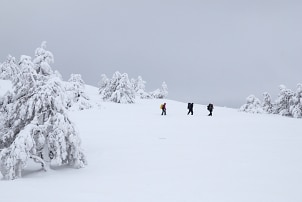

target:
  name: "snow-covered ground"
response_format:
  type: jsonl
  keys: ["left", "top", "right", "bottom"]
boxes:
{"left": 1, "top": 84, "right": 302, "bottom": 202}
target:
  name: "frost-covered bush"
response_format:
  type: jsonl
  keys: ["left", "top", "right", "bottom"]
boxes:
{"left": 0, "top": 42, "right": 87, "bottom": 180}
{"left": 239, "top": 95, "right": 264, "bottom": 113}
{"left": 66, "top": 74, "right": 92, "bottom": 111}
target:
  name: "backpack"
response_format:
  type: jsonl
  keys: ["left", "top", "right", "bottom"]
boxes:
{"left": 160, "top": 104, "right": 163, "bottom": 109}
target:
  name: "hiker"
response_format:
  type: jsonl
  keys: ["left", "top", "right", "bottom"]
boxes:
{"left": 161, "top": 103, "right": 166, "bottom": 115}
{"left": 207, "top": 103, "right": 214, "bottom": 116}
{"left": 187, "top": 103, "right": 193, "bottom": 115}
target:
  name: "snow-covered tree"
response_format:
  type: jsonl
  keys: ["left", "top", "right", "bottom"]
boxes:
{"left": 240, "top": 83, "right": 302, "bottom": 118}
{"left": 289, "top": 83, "right": 302, "bottom": 118}
{"left": 109, "top": 72, "right": 135, "bottom": 103}
{"left": 273, "top": 85, "right": 294, "bottom": 116}
{"left": 239, "top": 94, "right": 264, "bottom": 113}
{"left": 131, "top": 76, "right": 151, "bottom": 99}
{"left": 262, "top": 92, "right": 273, "bottom": 114}
{"left": 66, "top": 74, "right": 92, "bottom": 111}
{"left": 98, "top": 74, "right": 110, "bottom": 99}
{"left": 99, "top": 71, "right": 135, "bottom": 103}
{"left": 161, "top": 82, "right": 168, "bottom": 98}
{"left": 0, "top": 55, "right": 20, "bottom": 80}
{"left": 150, "top": 82, "right": 168, "bottom": 99}
{"left": 33, "top": 41, "right": 54, "bottom": 76}
{"left": 0, "top": 45, "right": 86, "bottom": 180}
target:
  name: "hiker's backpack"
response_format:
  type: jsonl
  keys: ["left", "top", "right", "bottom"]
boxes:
{"left": 160, "top": 104, "right": 163, "bottom": 109}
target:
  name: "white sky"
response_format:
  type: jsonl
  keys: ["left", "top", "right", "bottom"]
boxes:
{"left": 1, "top": 0, "right": 302, "bottom": 107}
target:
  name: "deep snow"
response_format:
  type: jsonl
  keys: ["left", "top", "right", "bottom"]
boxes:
{"left": 1, "top": 83, "right": 302, "bottom": 202}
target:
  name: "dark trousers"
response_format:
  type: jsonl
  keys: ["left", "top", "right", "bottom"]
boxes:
{"left": 208, "top": 110, "right": 212, "bottom": 116}
{"left": 187, "top": 109, "right": 193, "bottom": 115}
{"left": 161, "top": 109, "right": 166, "bottom": 115}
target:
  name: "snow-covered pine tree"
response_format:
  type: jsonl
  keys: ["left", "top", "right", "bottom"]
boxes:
{"left": 273, "top": 85, "right": 294, "bottom": 116}
{"left": 150, "top": 81, "right": 168, "bottom": 99}
{"left": 289, "top": 83, "right": 302, "bottom": 118}
{"left": 99, "top": 72, "right": 135, "bottom": 103}
{"left": 161, "top": 82, "right": 168, "bottom": 98}
{"left": 98, "top": 74, "right": 110, "bottom": 100}
{"left": 66, "top": 74, "right": 92, "bottom": 110}
{"left": 131, "top": 76, "right": 151, "bottom": 99}
{"left": 262, "top": 92, "right": 273, "bottom": 114}
{"left": 239, "top": 94, "right": 264, "bottom": 113}
{"left": 0, "top": 55, "right": 20, "bottom": 80}
{"left": 109, "top": 72, "right": 135, "bottom": 103}
{"left": 0, "top": 44, "right": 86, "bottom": 180}
{"left": 33, "top": 41, "right": 54, "bottom": 76}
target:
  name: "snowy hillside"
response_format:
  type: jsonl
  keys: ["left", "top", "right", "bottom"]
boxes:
{"left": 1, "top": 84, "right": 302, "bottom": 202}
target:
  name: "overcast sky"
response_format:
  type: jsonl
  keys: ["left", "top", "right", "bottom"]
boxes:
{"left": 1, "top": 0, "right": 302, "bottom": 108}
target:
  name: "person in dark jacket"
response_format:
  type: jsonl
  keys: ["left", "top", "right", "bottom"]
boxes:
{"left": 161, "top": 103, "right": 166, "bottom": 115}
{"left": 187, "top": 103, "right": 194, "bottom": 115}
{"left": 207, "top": 103, "right": 214, "bottom": 116}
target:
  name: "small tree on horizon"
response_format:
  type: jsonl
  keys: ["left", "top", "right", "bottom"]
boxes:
{"left": 262, "top": 92, "right": 273, "bottom": 114}
{"left": 239, "top": 94, "right": 263, "bottom": 113}
{"left": 289, "top": 83, "right": 302, "bottom": 118}
{"left": 98, "top": 74, "right": 110, "bottom": 100}
{"left": 66, "top": 74, "right": 92, "bottom": 111}
{"left": 109, "top": 72, "right": 135, "bottom": 103}
{"left": 273, "top": 85, "right": 294, "bottom": 116}
{"left": 131, "top": 76, "right": 151, "bottom": 99}
{"left": 99, "top": 71, "right": 135, "bottom": 103}
{"left": 150, "top": 81, "right": 168, "bottom": 99}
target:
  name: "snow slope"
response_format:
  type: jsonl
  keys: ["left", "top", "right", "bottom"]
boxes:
{"left": 1, "top": 84, "right": 302, "bottom": 202}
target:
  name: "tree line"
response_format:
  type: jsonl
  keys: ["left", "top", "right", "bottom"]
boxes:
{"left": 240, "top": 84, "right": 302, "bottom": 118}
